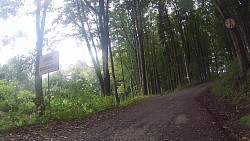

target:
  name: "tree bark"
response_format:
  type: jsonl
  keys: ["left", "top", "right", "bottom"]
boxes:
{"left": 78, "top": 0, "right": 111, "bottom": 96}
{"left": 135, "top": 0, "right": 148, "bottom": 95}
{"left": 109, "top": 39, "right": 120, "bottom": 104}
{"left": 213, "top": 0, "right": 250, "bottom": 73}
{"left": 229, "top": 29, "right": 250, "bottom": 73}
{"left": 34, "top": 0, "right": 50, "bottom": 115}
{"left": 77, "top": 0, "right": 105, "bottom": 95}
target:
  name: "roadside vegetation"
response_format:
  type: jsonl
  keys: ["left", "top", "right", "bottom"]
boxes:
{"left": 213, "top": 59, "right": 250, "bottom": 127}
{"left": 0, "top": 60, "right": 148, "bottom": 132}
{"left": 241, "top": 114, "right": 250, "bottom": 128}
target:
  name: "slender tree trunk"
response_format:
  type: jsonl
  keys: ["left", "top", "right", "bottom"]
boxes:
{"left": 109, "top": 39, "right": 120, "bottom": 104}
{"left": 131, "top": 4, "right": 142, "bottom": 95}
{"left": 229, "top": 29, "right": 250, "bottom": 72}
{"left": 77, "top": 0, "right": 105, "bottom": 95}
{"left": 133, "top": 0, "right": 148, "bottom": 95}
{"left": 35, "top": 0, "right": 50, "bottom": 115}
{"left": 118, "top": 45, "right": 126, "bottom": 97}
{"left": 99, "top": 0, "right": 111, "bottom": 96}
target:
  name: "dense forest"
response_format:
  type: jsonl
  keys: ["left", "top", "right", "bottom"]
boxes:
{"left": 0, "top": 0, "right": 250, "bottom": 130}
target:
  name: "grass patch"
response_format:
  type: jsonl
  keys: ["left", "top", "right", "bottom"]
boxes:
{"left": 241, "top": 114, "right": 250, "bottom": 127}
{"left": 120, "top": 95, "right": 148, "bottom": 107}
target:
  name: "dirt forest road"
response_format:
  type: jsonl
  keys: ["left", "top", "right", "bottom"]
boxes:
{"left": 2, "top": 83, "right": 230, "bottom": 141}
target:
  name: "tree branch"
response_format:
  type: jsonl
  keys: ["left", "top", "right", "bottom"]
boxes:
{"left": 83, "top": 0, "right": 98, "bottom": 14}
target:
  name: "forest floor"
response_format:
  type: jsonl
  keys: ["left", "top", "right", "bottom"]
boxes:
{"left": 1, "top": 83, "right": 249, "bottom": 141}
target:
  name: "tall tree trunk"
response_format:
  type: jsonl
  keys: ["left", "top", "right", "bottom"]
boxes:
{"left": 34, "top": 0, "right": 50, "bottom": 115}
{"left": 118, "top": 45, "right": 126, "bottom": 98}
{"left": 213, "top": 0, "right": 250, "bottom": 73}
{"left": 229, "top": 29, "right": 250, "bottom": 73}
{"left": 77, "top": 0, "right": 105, "bottom": 95}
{"left": 99, "top": 0, "right": 111, "bottom": 96}
{"left": 82, "top": 0, "right": 111, "bottom": 96}
{"left": 109, "top": 39, "right": 120, "bottom": 104}
{"left": 134, "top": 0, "right": 148, "bottom": 95}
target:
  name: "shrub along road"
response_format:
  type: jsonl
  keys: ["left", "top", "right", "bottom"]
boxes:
{"left": 1, "top": 83, "right": 232, "bottom": 140}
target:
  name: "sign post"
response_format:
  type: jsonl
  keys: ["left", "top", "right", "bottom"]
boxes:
{"left": 39, "top": 51, "right": 59, "bottom": 119}
{"left": 48, "top": 72, "right": 51, "bottom": 119}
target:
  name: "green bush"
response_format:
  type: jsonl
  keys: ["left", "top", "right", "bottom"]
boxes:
{"left": 213, "top": 59, "right": 250, "bottom": 104}
{"left": 43, "top": 94, "right": 116, "bottom": 121}
{"left": 120, "top": 95, "right": 147, "bottom": 107}
{"left": 0, "top": 74, "right": 148, "bottom": 132}
{"left": 0, "top": 80, "right": 36, "bottom": 130}
{"left": 241, "top": 114, "right": 250, "bottom": 127}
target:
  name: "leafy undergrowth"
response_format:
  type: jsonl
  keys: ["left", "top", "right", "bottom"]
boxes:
{"left": 212, "top": 59, "right": 250, "bottom": 136}
{"left": 213, "top": 60, "right": 250, "bottom": 104}
{"left": 0, "top": 94, "right": 147, "bottom": 134}
{"left": 120, "top": 95, "right": 148, "bottom": 107}
{"left": 241, "top": 114, "right": 250, "bottom": 128}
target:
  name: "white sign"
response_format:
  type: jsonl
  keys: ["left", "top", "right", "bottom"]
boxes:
{"left": 225, "top": 18, "right": 236, "bottom": 29}
{"left": 39, "top": 51, "right": 59, "bottom": 75}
